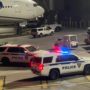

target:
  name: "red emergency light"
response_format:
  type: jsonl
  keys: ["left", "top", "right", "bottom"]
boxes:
{"left": 31, "top": 61, "right": 33, "bottom": 67}
{"left": 39, "top": 64, "right": 43, "bottom": 70}
{"left": 34, "top": 56, "right": 38, "bottom": 57}
{"left": 54, "top": 46, "right": 61, "bottom": 53}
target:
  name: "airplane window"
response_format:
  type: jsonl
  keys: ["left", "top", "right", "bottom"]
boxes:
{"left": 3, "top": 6, "right": 4, "bottom": 8}
{"left": 11, "top": 6, "right": 12, "bottom": 8}
{"left": 8, "top": 6, "right": 9, "bottom": 8}
{"left": 5, "top": 6, "right": 7, "bottom": 8}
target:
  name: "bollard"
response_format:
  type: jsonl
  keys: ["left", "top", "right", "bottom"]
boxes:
{"left": 0, "top": 76, "right": 5, "bottom": 90}
{"left": 70, "top": 17, "right": 71, "bottom": 27}
{"left": 10, "top": 41, "right": 13, "bottom": 45}
{"left": 84, "top": 21, "right": 86, "bottom": 28}
{"left": 75, "top": 21, "right": 77, "bottom": 28}
{"left": 61, "top": 21, "right": 62, "bottom": 25}
{"left": 64, "top": 21, "right": 65, "bottom": 27}
{"left": 72, "top": 21, "right": 73, "bottom": 28}
{"left": 66, "top": 21, "right": 68, "bottom": 27}
{"left": 80, "top": 21, "right": 82, "bottom": 28}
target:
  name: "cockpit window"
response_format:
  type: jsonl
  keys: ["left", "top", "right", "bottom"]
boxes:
{"left": 33, "top": 4, "right": 38, "bottom": 7}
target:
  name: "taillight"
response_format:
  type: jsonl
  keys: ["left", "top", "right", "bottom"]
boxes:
{"left": 31, "top": 61, "right": 33, "bottom": 67}
{"left": 39, "top": 64, "right": 43, "bottom": 70}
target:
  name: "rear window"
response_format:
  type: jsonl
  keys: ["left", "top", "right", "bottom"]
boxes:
{"left": 0, "top": 47, "right": 6, "bottom": 52}
{"left": 31, "top": 29, "right": 37, "bottom": 32}
{"left": 43, "top": 57, "right": 53, "bottom": 64}
{"left": 34, "top": 57, "right": 42, "bottom": 63}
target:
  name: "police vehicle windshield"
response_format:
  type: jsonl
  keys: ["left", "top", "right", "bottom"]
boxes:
{"left": 26, "top": 46, "right": 37, "bottom": 52}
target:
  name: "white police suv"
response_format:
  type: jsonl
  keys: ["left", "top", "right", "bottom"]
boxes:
{"left": 0, "top": 43, "right": 49, "bottom": 65}
{"left": 31, "top": 52, "right": 90, "bottom": 80}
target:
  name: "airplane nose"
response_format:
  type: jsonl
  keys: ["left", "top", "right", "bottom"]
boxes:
{"left": 35, "top": 6, "right": 45, "bottom": 17}
{"left": 40, "top": 6, "right": 45, "bottom": 14}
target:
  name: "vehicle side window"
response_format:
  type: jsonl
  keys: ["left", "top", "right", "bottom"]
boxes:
{"left": 19, "top": 48, "right": 25, "bottom": 53}
{"left": 0, "top": 47, "right": 7, "bottom": 52}
{"left": 7, "top": 47, "right": 25, "bottom": 53}
{"left": 43, "top": 57, "right": 53, "bottom": 63}
{"left": 56, "top": 55, "right": 71, "bottom": 62}
{"left": 65, "top": 37, "right": 69, "bottom": 41}
{"left": 38, "top": 29, "right": 43, "bottom": 31}
{"left": 48, "top": 27, "right": 51, "bottom": 29}
{"left": 7, "top": 47, "right": 19, "bottom": 53}
{"left": 69, "top": 55, "right": 79, "bottom": 60}
{"left": 56, "top": 56, "right": 61, "bottom": 62}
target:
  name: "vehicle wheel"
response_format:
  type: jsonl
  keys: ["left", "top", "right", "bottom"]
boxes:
{"left": 17, "top": 30, "right": 22, "bottom": 35}
{"left": 50, "top": 32, "right": 54, "bottom": 36}
{"left": 33, "top": 35, "right": 36, "bottom": 38}
{"left": 76, "top": 44, "right": 78, "bottom": 47}
{"left": 2, "top": 58, "right": 10, "bottom": 65}
{"left": 49, "top": 69, "right": 59, "bottom": 80}
{"left": 55, "top": 26, "right": 61, "bottom": 32}
{"left": 39, "top": 33, "right": 43, "bottom": 37}
{"left": 84, "top": 65, "right": 90, "bottom": 75}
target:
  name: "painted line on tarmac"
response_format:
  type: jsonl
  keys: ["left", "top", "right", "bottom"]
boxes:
{"left": 0, "top": 76, "right": 5, "bottom": 90}
{"left": 2, "top": 82, "right": 90, "bottom": 89}
{"left": 86, "top": 75, "right": 90, "bottom": 81}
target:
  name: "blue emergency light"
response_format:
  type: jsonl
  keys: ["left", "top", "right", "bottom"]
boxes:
{"left": 58, "top": 47, "right": 71, "bottom": 54}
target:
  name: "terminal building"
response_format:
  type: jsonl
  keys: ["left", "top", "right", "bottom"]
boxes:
{"left": 34, "top": 0, "right": 90, "bottom": 28}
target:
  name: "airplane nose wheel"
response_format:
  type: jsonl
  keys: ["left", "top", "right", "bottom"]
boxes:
{"left": 17, "top": 29, "right": 22, "bottom": 35}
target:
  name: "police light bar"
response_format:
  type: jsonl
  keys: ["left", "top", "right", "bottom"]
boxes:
{"left": 54, "top": 46, "right": 71, "bottom": 54}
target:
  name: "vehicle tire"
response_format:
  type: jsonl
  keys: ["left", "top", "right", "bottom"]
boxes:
{"left": 49, "top": 69, "right": 59, "bottom": 80}
{"left": 17, "top": 30, "right": 22, "bottom": 35}
{"left": 84, "top": 65, "right": 90, "bottom": 75}
{"left": 50, "top": 32, "right": 54, "bottom": 36}
{"left": 39, "top": 33, "right": 43, "bottom": 37}
{"left": 2, "top": 57, "right": 10, "bottom": 65}
{"left": 33, "top": 35, "right": 36, "bottom": 38}
{"left": 76, "top": 44, "right": 78, "bottom": 47}
{"left": 55, "top": 26, "right": 61, "bottom": 32}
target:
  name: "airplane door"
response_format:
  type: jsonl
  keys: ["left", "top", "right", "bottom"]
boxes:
{"left": 14, "top": 1, "right": 21, "bottom": 12}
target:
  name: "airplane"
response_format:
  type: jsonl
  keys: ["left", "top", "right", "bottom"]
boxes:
{"left": 0, "top": 0, "right": 44, "bottom": 34}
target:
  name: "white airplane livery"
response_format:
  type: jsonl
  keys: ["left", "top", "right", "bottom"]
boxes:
{"left": 0, "top": 0, "right": 44, "bottom": 25}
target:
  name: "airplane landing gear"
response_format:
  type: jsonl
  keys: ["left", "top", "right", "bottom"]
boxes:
{"left": 14, "top": 23, "right": 22, "bottom": 35}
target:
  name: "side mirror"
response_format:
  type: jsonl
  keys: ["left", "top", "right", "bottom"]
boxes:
{"left": 24, "top": 51, "right": 28, "bottom": 54}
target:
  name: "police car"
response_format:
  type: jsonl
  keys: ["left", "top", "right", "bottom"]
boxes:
{"left": 0, "top": 43, "right": 49, "bottom": 65}
{"left": 31, "top": 51, "right": 90, "bottom": 80}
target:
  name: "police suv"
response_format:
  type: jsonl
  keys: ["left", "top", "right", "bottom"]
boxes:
{"left": 0, "top": 43, "right": 49, "bottom": 65}
{"left": 31, "top": 52, "right": 90, "bottom": 80}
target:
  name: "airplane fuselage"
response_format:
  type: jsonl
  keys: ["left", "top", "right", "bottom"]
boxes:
{"left": 0, "top": 0, "right": 44, "bottom": 25}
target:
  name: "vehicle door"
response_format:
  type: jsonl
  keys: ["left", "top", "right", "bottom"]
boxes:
{"left": 7, "top": 47, "right": 23, "bottom": 63}
{"left": 38, "top": 29, "right": 43, "bottom": 35}
{"left": 56, "top": 55, "right": 83, "bottom": 74}
{"left": 14, "top": 1, "right": 21, "bottom": 13}
{"left": 46, "top": 27, "right": 51, "bottom": 34}
{"left": 63, "top": 36, "right": 70, "bottom": 48}
{"left": 44, "top": 27, "right": 47, "bottom": 35}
